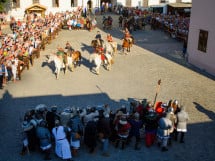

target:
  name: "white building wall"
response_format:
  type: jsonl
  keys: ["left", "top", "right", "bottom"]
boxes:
{"left": 7, "top": 0, "right": 102, "bottom": 20}
{"left": 132, "top": 0, "right": 142, "bottom": 7}
{"left": 115, "top": 0, "right": 125, "bottom": 6}
{"left": 187, "top": 0, "right": 215, "bottom": 76}
{"left": 148, "top": 0, "right": 160, "bottom": 6}
{"left": 182, "top": 0, "right": 192, "bottom": 3}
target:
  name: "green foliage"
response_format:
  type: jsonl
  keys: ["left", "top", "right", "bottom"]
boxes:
{"left": 0, "top": 0, "right": 7, "bottom": 12}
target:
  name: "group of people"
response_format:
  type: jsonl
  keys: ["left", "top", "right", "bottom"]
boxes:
{"left": 0, "top": 8, "right": 88, "bottom": 89}
{"left": 61, "top": 8, "right": 98, "bottom": 32}
{"left": 150, "top": 13, "right": 189, "bottom": 41}
{"left": 20, "top": 98, "right": 189, "bottom": 160}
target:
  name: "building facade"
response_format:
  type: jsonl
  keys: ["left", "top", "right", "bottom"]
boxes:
{"left": 187, "top": 0, "right": 215, "bottom": 76}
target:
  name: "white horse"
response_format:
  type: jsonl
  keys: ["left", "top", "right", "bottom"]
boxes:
{"left": 104, "top": 41, "right": 118, "bottom": 56}
{"left": 47, "top": 54, "right": 67, "bottom": 79}
{"left": 89, "top": 53, "right": 113, "bottom": 75}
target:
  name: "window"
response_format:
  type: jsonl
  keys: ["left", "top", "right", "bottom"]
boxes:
{"left": 33, "top": 0, "right": 39, "bottom": 3}
{"left": 160, "top": 0, "right": 169, "bottom": 3}
{"left": 53, "top": 0, "right": 59, "bottom": 7}
{"left": 198, "top": 30, "right": 208, "bottom": 53}
{"left": 71, "top": 0, "right": 74, "bottom": 7}
{"left": 12, "top": 0, "right": 20, "bottom": 8}
{"left": 126, "top": 0, "right": 131, "bottom": 7}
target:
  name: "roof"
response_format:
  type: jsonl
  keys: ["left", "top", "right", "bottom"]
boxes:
{"left": 168, "top": 3, "right": 192, "bottom": 8}
{"left": 25, "top": 3, "right": 47, "bottom": 11}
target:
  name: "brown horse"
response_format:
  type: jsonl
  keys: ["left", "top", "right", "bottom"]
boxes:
{"left": 122, "top": 36, "right": 134, "bottom": 53}
{"left": 66, "top": 50, "right": 82, "bottom": 71}
{"left": 91, "top": 39, "right": 104, "bottom": 50}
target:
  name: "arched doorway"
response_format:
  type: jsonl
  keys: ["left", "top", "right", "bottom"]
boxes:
{"left": 101, "top": 0, "right": 112, "bottom": 12}
{"left": 87, "top": 0, "right": 93, "bottom": 13}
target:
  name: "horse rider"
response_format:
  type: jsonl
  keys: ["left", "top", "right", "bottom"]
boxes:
{"left": 57, "top": 47, "right": 67, "bottom": 65}
{"left": 107, "top": 33, "right": 113, "bottom": 43}
{"left": 98, "top": 47, "right": 106, "bottom": 64}
{"left": 95, "top": 31, "right": 103, "bottom": 48}
{"left": 106, "top": 33, "right": 116, "bottom": 51}
{"left": 107, "top": 16, "right": 113, "bottom": 25}
{"left": 123, "top": 28, "right": 132, "bottom": 43}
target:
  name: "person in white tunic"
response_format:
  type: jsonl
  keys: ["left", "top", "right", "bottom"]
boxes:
{"left": 52, "top": 120, "right": 73, "bottom": 161}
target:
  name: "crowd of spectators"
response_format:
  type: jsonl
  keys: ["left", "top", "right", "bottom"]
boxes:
{"left": 0, "top": 7, "right": 96, "bottom": 89}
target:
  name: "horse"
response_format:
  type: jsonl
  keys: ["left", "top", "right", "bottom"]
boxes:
{"left": 103, "top": 19, "right": 112, "bottom": 30}
{"left": 89, "top": 53, "right": 113, "bottom": 75}
{"left": 104, "top": 41, "right": 118, "bottom": 56}
{"left": 66, "top": 50, "right": 82, "bottom": 72}
{"left": 47, "top": 53, "right": 67, "bottom": 79}
{"left": 91, "top": 39, "right": 104, "bottom": 50}
{"left": 122, "top": 36, "right": 134, "bottom": 53}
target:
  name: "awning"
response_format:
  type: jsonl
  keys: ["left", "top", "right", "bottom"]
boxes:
{"left": 168, "top": 3, "right": 192, "bottom": 8}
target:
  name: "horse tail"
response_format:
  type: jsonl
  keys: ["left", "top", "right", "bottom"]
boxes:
{"left": 78, "top": 51, "right": 82, "bottom": 62}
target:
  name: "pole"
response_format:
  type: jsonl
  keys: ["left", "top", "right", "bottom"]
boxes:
{"left": 153, "top": 79, "right": 161, "bottom": 110}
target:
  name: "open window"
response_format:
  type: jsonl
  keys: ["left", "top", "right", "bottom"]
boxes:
{"left": 12, "top": 0, "right": 20, "bottom": 8}
{"left": 52, "top": 0, "right": 59, "bottom": 7}
{"left": 198, "top": 30, "right": 208, "bottom": 53}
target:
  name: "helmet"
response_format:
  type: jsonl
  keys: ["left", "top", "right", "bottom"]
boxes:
{"left": 134, "top": 112, "right": 140, "bottom": 120}
{"left": 173, "top": 100, "right": 179, "bottom": 105}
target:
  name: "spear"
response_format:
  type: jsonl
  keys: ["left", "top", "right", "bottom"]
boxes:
{"left": 153, "top": 79, "right": 161, "bottom": 110}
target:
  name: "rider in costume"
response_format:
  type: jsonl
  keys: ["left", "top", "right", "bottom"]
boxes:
{"left": 123, "top": 27, "right": 132, "bottom": 43}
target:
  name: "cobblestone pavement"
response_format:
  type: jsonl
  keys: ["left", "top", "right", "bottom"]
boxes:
{"left": 0, "top": 14, "right": 215, "bottom": 161}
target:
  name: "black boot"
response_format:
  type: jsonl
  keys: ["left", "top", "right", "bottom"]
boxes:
{"left": 180, "top": 132, "right": 185, "bottom": 143}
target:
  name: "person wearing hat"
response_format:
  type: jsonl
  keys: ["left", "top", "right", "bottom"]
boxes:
{"left": 115, "top": 115, "right": 131, "bottom": 149}
{"left": 52, "top": 120, "right": 73, "bottom": 161}
{"left": 157, "top": 112, "right": 172, "bottom": 152}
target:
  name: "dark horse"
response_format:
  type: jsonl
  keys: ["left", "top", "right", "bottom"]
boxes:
{"left": 91, "top": 39, "right": 104, "bottom": 51}
{"left": 122, "top": 36, "right": 134, "bottom": 53}
{"left": 103, "top": 19, "right": 112, "bottom": 30}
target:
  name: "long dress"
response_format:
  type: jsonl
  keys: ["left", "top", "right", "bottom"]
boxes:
{"left": 52, "top": 126, "right": 72, "bottom": 159}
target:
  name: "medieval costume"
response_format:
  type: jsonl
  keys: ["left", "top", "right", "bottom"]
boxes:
{"left": 52, "top": 120, "right": 72, "bottom": 160}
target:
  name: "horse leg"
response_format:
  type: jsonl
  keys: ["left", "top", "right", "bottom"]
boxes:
{"left": 71, "top": 63, "right": 74, "bottom": 72}
{"left": 55, "top": 69, "right": 59, "bottom": 80}
{"left": 95, "top": 66, "right": 100, "bottom": 75}
{"left": 63, "top": 67, "right": 66, "bottom": 74}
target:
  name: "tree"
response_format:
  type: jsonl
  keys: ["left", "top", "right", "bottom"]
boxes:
{"left": 0, "top": 0, "right": 8, "bottom": 12}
